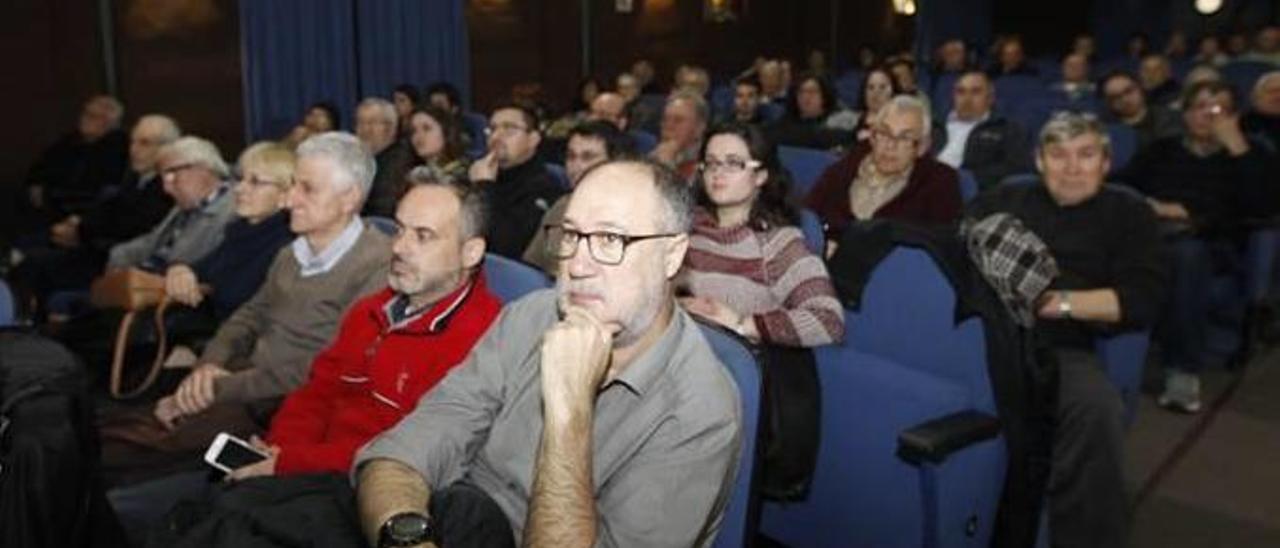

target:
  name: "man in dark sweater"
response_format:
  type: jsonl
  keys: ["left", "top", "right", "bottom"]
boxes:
{"left": 969, "top": 113, "right": 1167, "bottom": 548}
{"left": 1117, "top": 80, "right": 1278, "bottom": 412}
{"left": 19, "top": 95, "right": 129, "bottom": 229}
{"left": 356, "top": 98, "right": 414, "bottom": 218}
{"left": 468, "top": 104, "right": 565, "bottom": 259}
{"left": 1099, "top": 72, "right": 1182, "bottom": 153}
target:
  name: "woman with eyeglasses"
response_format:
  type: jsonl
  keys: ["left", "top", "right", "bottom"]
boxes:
{"left": 679, "top": 122, "right": 844, "bottom": 348}
{"left": 163, "top": 142, "right": 296, "bottom": 322}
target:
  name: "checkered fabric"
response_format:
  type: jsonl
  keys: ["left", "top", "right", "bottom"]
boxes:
{"left": 961, "top": 212, "right": 1059, "bottom": 327}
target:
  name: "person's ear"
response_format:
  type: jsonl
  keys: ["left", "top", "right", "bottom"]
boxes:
{"left": 663, "top": 233, "right": 689, "bottom": 279}
{"left": 461, "top": 236, "right": 486, "bottom": 270}
{"left": 1034, "top": 151, "right": 1045, "bottom": 175}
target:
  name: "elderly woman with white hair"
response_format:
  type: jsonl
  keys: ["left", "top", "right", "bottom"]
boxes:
{"left": 106, "top": 135, "right": 238, "bottom": 272}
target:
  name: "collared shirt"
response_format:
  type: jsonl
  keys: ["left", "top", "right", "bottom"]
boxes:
{"left": 848, "top": 155, "right": 912, "bottom": 220}
{"left": 292, "top": 216, "right": 364, "bottom": 278}
{"left": 355, "top": 289, "right": 741, "bottom": 547}
{"left": 141, "top": 182, "right": 231, "bottom": 272}
{"left": 938, "top": 111, "right": 989, "bottom": 168}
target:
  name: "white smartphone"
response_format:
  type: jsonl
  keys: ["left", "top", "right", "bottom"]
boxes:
{"left": 203, "top": 432, "right": 269, "bottom": 474}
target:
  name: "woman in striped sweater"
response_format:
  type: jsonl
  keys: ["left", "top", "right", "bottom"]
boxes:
{"left": 679, "top": 122, "right": 845, "bottom": 347}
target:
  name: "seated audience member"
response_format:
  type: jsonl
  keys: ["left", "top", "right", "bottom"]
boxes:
{"left": 1243, "top": 71, "right": 1280, "bottom": 151}
{"left": 615, "top": 72, "right": 642, "bottom": 105}
{"left": 425, "top": 82, "right": 464, "bottom": 117}
{"left": 468, "top": 104, "right": 566, "bottom": 259}
{"left": 854, "top": 44, "right": 880, "bottom": 72}
{"left": 105, "top": 136, "right": 237, "bottom": 274}
{"left": 1165, "top": 31, "right": 1191, "bottom": 60}
{"left": 768, "top": 74, "right": 858, "bottom": 150}
{"left": 933, "top": 39, "right": 970, "bottom": 75}
{"left": 758, "top": 59, "right": 789, "bottom": 104}
{"left": 284, "top": 101, "right": 340, "bottom": 148}
{"left": 1127, "top": 32, "right": 1152, "bottom": 60}
{"left": 888, "top": 57, "right": 923, "bottom": 97}
{"left": 587, "top": 91, "right": 630, "bottom": 131}
{"left": 9, "top": 115, "right": 180, "bottom": 307}
{"left": 682, "top": 122, "right": 844, "bottom": 347}
{"left": 718, "top": 77, "right": 764, "bottom": 126}
{"left": 967, "top": 113, "right": 1167, "bottom": 548}
{"left": 807, "top": 95, "right": 962, "bottom": 242}
{"left": 851, "top": 67, "right": 900, "bottom": 141}
{"left": 932, "top": 71, "right": 1031, "bottom": 189}
{"left": 676, "top": 65, "right": 712, "bottom": 98}
{"left": 1099, "top": 72, "right": 1183, "bottom": 152}
{"left": 806, "top": 49, "right": 829, "bottom": 77}
{"left": 547, "top": 78, "right": 604, "bottom": 140}
{"left": 355, "top": 159, "right": 739, "bottom": 548}
{"left": 391, "top": 83, "right": 421, "bottom": 138}
{"left": 1118, "top": 80, "right": 1276, "bottom": 412}
{"left": 632, "top": 58, "right": 661, "bottom": 95}
{"left": 987, "top": 36, "right": 1039, "bottom": 78}
{"left": 20, "top": 95, "right": 128, "bottom": 229}
{"left": 1072, "top": 33, "right": 1098, "bottom": 62}
{"left": 1240, "top": 25, "right": 1280, "bottom": 66}
{"left": 523, "top": 121, "right": 633, "bottom": 273}
{"left": 1054, "top": 52, "right": 1096, "bottom": 101}
{"left": 408, "top": 105, "right": 470, "bottom": 179}
{"left": 356, "top": 98, "right": 415, "bottom": 218}
{"left": 1139, "top": 54, "right": 1181, "bottom": 107}
{"left": 1194, "top": 35, "right": 1229, "bottom": 67}
{"left": 650, "top": 90, "right": 710, "bottom": 182}
{"left": 163, "top": 142, "right": 296, "bottom": 323}
{"left": 108, "top": 168, "right": 501, "bottom": 544}
{"left": 99, "top": 132, "right": 392, "bottom": 486}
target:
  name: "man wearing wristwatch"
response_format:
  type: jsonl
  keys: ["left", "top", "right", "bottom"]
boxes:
{"left": 967, "top": 112, "right": 1167, "bottom": 548}
{"left": 356, "top": 159, "right": 740, "bottom": 547}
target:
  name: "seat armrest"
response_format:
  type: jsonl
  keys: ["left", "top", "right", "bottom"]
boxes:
{"left": 896, "top": 410, "right": 1001, "bottom": 465}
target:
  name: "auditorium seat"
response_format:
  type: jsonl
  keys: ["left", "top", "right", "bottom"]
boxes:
{"left": 697, "top": 322, "right": 763, "bottom": 548}
{"left": 778, "top": 145, "right": 839, "bottom": 199}
{"left": 482, "top": 253, "right": 550, "bottom": 304}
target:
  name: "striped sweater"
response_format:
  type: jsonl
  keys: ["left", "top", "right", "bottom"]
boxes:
{"left": 682, "top": 209, "right": 845, "bottom": 348}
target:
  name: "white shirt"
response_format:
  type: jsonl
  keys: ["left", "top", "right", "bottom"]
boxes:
{"left": 291, "top": 216, "right": 364, "bottom": 277}
{"left": 937, "top": 111, "right": 989, "bottom": 169}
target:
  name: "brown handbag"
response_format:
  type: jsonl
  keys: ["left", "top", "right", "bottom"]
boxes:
{"left": 90, "top": 268, "right": 167, "bottom": 311}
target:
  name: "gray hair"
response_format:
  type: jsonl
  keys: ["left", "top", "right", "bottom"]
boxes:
{"left": 87, "top": 95, "right": 125, "bottom": 128}
{"left": 135, "top": 114, "right": 181, "bottom": 143}
{"left": 358, "top": 97, "right": 398, "bottom": 127}
{"left": 666, "top": 90, "right": 710, "bottom": 125}
{"left": 1036, "top": 112, "right": 1111, "bottom": 158}
{"left": 160, "top": 136, "right": 229, "bottom": 179}
{"left": 402, "top": 165, "right": 488, "bottom": 241}
{"left": 581, "top": 158, "right": 693, "bottom": 233}
{"left": 296, "top": 131, "right": 376, "bottom": 196}
{"left": 874, "top": 94, "right": 933, "bottom": 137}
{"left": 1254, "top": 71, "right": 1280, "bottom": 96}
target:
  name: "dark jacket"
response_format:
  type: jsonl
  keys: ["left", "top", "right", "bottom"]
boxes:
{"left": 767, "top": 116, "right": 854, "bottom": 151}
{"left": 967, "top": 184, "right": 1168, "bottom": 347}
{"left": 24, "top": 129, "right": 129, "bottom": 215}
{"left": 476, "top": 158, "right": 566, "bottom": 260}
{"left": 1243, "top": 111, "right": 1280, "bottom": 154}
{"left": 931, "top": 114, "right": 1031, "bottom": 190}
{"left": 192, "top": 212, "right": 295, "bottom": 320}
{"left": 362, "top": 140, "right": 415, "bottom": 218}
{"left": 805, "top": 143, "right": 963, "bottom": 238}
{"left": 77, "top": 171, "right": 174, "bottom": 251}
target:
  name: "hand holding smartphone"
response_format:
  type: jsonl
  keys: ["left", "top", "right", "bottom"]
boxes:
{"left": 204, "top": 432, "right": 270, "bottom": 474}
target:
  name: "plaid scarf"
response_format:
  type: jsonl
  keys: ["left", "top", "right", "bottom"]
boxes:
{"left": 961, "top": 212, "right": 1059, "bottom": 327}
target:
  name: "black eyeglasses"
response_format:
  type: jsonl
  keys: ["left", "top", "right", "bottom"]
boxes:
{"left": 544, "top": 226, "right": 680, "bottom": 265}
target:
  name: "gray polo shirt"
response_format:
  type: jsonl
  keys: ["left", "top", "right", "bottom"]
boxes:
{"left": 355, "top": 288, "right": 741, "bottom": 547}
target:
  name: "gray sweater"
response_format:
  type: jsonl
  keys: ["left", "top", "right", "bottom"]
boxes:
{"left": 107, "top": 188, "right": 236, "bottom": 270}
{"left": 204, "top": 224, "right": 392, "bottom": 402}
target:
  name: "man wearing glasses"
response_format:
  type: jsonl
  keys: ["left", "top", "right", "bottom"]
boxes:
{"left": 468, "top": 104, "right": 565, "bottom": 260}
{"left": 931, "top": 71, "right": 1031, "bottom": 189}
{"left": 806, "top": 94, "right": 962, "bottom": 250}
{"left": 1098, "top": 71, "right": 1181, "bottom": 152}
{"left": 356, "top": 159, "right": 740, "bottom": 548}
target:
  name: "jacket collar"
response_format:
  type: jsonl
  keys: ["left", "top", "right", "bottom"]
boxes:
{"left": 374, "top": 270, "right": 488, "bottom": 334}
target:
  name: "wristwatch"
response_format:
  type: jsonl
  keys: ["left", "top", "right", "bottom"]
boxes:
{"left": 1057, "top": 291, "right": 1072, "bottom": 319}
{"left": 378, "top": 511, "right": 434, "bottom": 547}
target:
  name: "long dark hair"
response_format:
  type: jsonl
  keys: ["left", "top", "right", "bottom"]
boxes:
{"left": 695, "top": 121, "right": 799, "bottom": 230}
{"left": 409, "top": 105, "right": 465, "bottom": 166}
{"left": 856, "top": 66, "right": 902, "bottom": 113}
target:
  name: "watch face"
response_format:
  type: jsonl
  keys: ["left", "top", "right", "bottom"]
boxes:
{"left": 390, "top": 514, "right": 430, "bottom": 540}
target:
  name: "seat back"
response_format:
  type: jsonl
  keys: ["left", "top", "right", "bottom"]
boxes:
{"left": 1106, "top": 123, "right": 1137, "bottom": 174}
{"left": 628, "top": 130, "right": 658, "bottom": 154}
{"left": 848, "top": 246, "right": 995, "bottom": 413}
{"left": 797, "top": 209, "right": 825, "bottom": 255}
{"left": 1222, "top": 61, "right": 1273, "bottom": 97}
{"left": 698, "top": 323, "right": 763, "bottom": 548}
{"left": 545, "top": 163, "right": 571, "bottom": 190}
{"left": 364, "top": 215, "right": 397, "bottom": 236}
{"left": 778, "top": 145, "right": 839, "bottom": 199}
{"left": 482, "top": 254, "right": 550, "bottom": 304}
{"left": 461, "top": 112, "right": 489, "bottom": 159}
{"left": 0, "top": 279, "right": 14, "bottom": 326}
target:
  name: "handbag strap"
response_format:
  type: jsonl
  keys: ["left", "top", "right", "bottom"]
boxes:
{"left": 108, "top": 297, "right": 174, "bottom": 399}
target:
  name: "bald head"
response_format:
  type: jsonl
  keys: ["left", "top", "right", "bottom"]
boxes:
{"left": 130, "top": 115, "right": 181, "bottom": 174}
{"left": 589, "top": 92, "right": 629, "bottom": 130}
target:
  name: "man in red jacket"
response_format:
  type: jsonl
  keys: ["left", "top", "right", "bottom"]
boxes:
{"left": 108, "top": 166, "right": 502, "bottom": 542}
{"left": 228, "top": 167, "right": 502, "bottom": 479}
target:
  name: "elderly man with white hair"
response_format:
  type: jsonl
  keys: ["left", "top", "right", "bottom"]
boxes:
{"left": 806, "top": 94, "right": 963, "bottom": 247}
{"left": 97, "top": 132, "right": 392, "bottom": 488}
{"left": 356, "top": 97, "right": 414, "bottom": 217}
{"left": 21, "top": 95, "right": 129, "bottom": 227}
{"left": 106, "top": 135, "right": 237, "bottom": 272}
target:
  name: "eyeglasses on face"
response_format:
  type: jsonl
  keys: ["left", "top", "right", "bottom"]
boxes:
{"left": 544, "top": 226, "right": 680, "bottom": 265}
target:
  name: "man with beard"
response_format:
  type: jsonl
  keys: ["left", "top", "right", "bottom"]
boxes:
{"left": 468, "top": 104, "right": 565, "bottom": 259}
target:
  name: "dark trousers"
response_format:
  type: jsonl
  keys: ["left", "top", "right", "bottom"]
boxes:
{"left": 1048, "top": 348, "right": 1128, "bottom": 548}
{"left": 430, "top": 482, "right": 516, "bottom": 548}
{"left": 1159, "top": 236, "right": 1240, "bottom": 373}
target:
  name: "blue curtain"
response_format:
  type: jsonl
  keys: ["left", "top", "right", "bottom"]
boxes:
{"left": 916, "top": 0, "right": 993, "bottom": 54}
{"left": 355, "top": 0, "right": 471, "bottom": 108}
{"left": 240, "top": 0, "right": 470, "bottom": 142}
